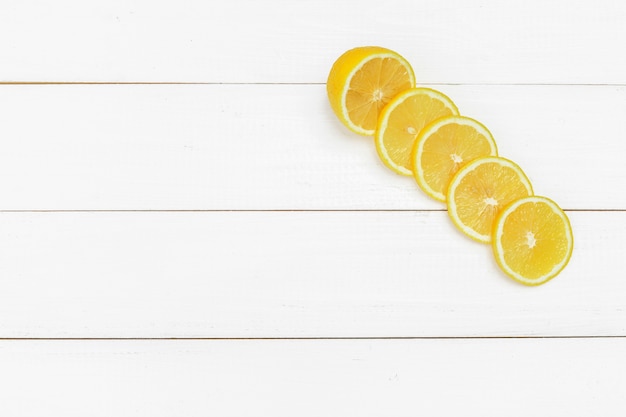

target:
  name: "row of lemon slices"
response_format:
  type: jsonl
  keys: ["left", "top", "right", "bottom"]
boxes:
{"left": 326, "top": 46, "right": 573, "bottom": 286}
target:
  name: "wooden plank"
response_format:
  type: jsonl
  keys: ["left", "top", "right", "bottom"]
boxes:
{"left": 1, "top": 338, "right": 625, "bottom": 416}
{"left": 0, "top": 210, "right": 621, "bottom": 338}
{"left": 1, "top": 0, "right": 625, "bottom": 84}
{"left": 0, "top": 84, "right": 623, "bottom": 210}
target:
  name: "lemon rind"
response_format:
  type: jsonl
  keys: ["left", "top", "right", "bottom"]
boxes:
{"left": 329, "top": 48, "right": 415, "bottom": 136}
{"left": 412, "top": 115, "right": 498, "bottom": 202}
{"left": 492, "top": 195, "right": 574, "bottom": 286}
{"left": 446, "top": 156, "right": 533, "bottom": 243}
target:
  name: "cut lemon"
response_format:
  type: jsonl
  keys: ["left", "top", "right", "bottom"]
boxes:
{"left": 412, "top": 115, "right": 498, "bottom": 202}
{"left": 493, "top": 196, "right": 573, "bottom": 286}
{"left": 447, "top": 156, "right": 533, "bottom": 243}
{"left": 327, "top": 46, "right": 415, "bottom": 136}
{"left": 376, "top": 88, "right": 459, "bottom": 175}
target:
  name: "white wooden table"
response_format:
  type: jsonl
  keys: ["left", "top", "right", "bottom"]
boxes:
{"left": 1, "top": 0, "right": 625, "bottom": 415}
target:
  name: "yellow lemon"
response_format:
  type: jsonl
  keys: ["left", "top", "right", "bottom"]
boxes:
{"left": 327, "top": 46, "right": 415, "bottom": 135}
{"left": 376, "top": 88, "right": 458, "bottom": 175}
{"left": 447, "top": 156, "right": 533, "bottom": 243}
{"left": 493, "top": 196, "right": 573, "bottom": 286}
{"left": 412, "top": 115, "right": 497, "bottom": 202}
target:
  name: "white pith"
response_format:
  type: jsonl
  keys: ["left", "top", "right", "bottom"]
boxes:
{"left": 376, "top": 88, "right": 459, "bottom": 176}
{"left": 414, "top": 116, "right": 497, "bottom": 202}
{"left": 493, "top": 196, "right": 573, "bottom": 285}
{"left": 340, "top": 53, "right": 415, "bottom": 135}
{"left": 447, "top": 156, "right": 533, "bottom": 243}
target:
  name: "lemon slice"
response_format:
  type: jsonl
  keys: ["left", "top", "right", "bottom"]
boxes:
{"left": 375, "top": 88, "right": 458, "bottom": 176}
{"left": 447, "top": 156, "right": 533, "bottom": 243}
{"left": 492, "top": 196, "right": 573, "bottom": 286}
{"left": 326, "top": 46, "right": 415, "bottom": 135}
{"left": 412, "top": 115, "right": 498, "bottom": 202}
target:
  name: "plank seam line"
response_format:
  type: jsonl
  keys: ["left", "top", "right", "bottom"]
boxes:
{"left": 0, "top": 209, "right": 621, "bottom": 213}
{"left": 0, "top": 209, "right": 449, "bottom": 213}
{"left": 1, "top": 336, "right": 625, "bottom": 341}
{"left": 0, "top": 82, "right": 625, "bottom": 87}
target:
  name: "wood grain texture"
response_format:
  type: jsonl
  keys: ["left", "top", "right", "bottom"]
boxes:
{"left": 1, "top": 0, "right": 626, "bottom": 84}
{"left": 1, "top": 339, "right": 625, "bottom": 416}
{"left": 2, "top": 0, "right": 625, "bottom": 412}
{"left": 0, "top": 84, "right": 623, "bottom": 210}
{"left": 0, "top": 210, "right": 620, "bottom": 338}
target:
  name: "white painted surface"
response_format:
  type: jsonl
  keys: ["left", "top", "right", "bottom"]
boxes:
{"left": 0, "top": 210, "right": 622, "bottom": 337}
{"left": 1, "top": 0, "right": 626, "bottom": 84}
{"left": 0, "top": 84, "right": 623, "bottom": 210}
{"left": 1, "top": 0, "right": 625, "bottom": 414}
{"left": 2, "top": 339, "right": 626, "bottom": 416}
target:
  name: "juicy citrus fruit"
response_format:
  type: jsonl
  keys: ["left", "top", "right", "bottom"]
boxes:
{"left": 492, "top": 196, "right": 573, "bottom": 286}
{"left": 412, "top": 115, "right": 498, "bottom": 202}
{"left": 327, "top": 46, "right": 415, "bottom": 136}
{"left": 375, "top": 88, "right": 459, "bottom": 175}
{"left": 447, "top": 156, "right": 533, "bottom": 243}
